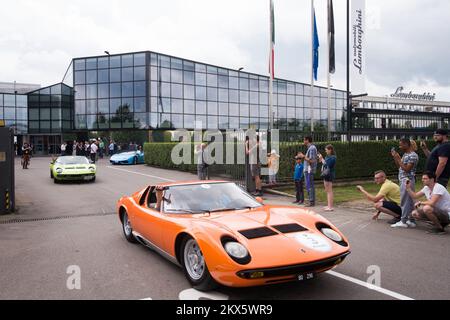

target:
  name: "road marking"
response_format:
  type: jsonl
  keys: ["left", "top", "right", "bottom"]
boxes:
{"left": 335, "top": 220, "right": 354, "bottom": 228}
{"left": 354, "top": 221, "right": 372, "bottom": 232}
{"left": 326, "top": 270, "right": 414, "bottom": 300}
{"left": 107, "top": 166, "right": 176, "bottom": 182}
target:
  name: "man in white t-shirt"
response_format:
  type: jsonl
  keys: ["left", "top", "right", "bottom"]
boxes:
{"left": 90, "top": 140, "right": 99, "bottom": 163}
{"left": 406, "top": 171, "right": 450, "bottom": 235}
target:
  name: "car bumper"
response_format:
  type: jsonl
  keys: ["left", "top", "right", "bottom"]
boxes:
{"left": 55, "top": 173, "right": 96, "bottom": 181}
{"left": 210, "top": 251, "right": 350, "bottom": 287}
{"left": 110, "top": 159, "right": 133, "bottom": 165}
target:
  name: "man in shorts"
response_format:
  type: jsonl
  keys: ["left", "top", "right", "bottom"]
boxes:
{"left": 357, "top": 170, "right": 402, "bottom": 224}
{"left": 406, "top": 171, "right": 450, "bottom": 235}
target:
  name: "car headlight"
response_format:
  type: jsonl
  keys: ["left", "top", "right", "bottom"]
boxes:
{"left": 224, "top": 242, "right": 248, "bottom": 259}
{"left": 56, "top": 168, "right": 63, "bottom": 174}
{"left": 321, "top": 228, "right": 343, "bottom": 242}
{"left": 89, "top": 167, "right": 95, "bottom": 172}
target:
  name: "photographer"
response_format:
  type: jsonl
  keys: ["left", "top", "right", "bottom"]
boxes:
{"left": 390, "top": 139, "right": 419, "bottom": 228}
{"left": 406, "top": 171, "right": 450, "bottom": 235}
{"left": 318, "top": 145, "right": 336, "bottom": 212}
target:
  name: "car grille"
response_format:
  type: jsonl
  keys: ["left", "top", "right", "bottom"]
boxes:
{"left": 238, "top": 227, "right": 278, "bottom": 239}
{"left": 272, "top": 224, "right": 308, "bottom": 234}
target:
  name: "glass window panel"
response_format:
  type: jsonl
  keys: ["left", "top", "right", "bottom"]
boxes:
{"left": 86, "top": 100, "right": 97, "bottom": 114}
{"left": 219, "top": 116, "right": 229, "bottom": 129}
{"left": 40, "top": 108, "right": 50, "bottom": 120}
{"left": 207, "top": 116, "right": 218, "bottom": 129}
{"left": 219, "top": 103, "right": 228, "bottom": 116}
{"left": 171, "top": 83, "right": 183, "bottom": 99}
{"left": 75, "top": 115, "right": 86, "bottom": 129}
{"left": 98, "top": 84, "right": 109, "bottom": 98}
{"left": 4, "top": 95, "right": 15, "bottom": 106}
{"left": 259, "top": 79, "right": 269, "bottom": 92}
{"left": 218, "top": 75, "right": 229, "bottom": 88}
{"left": 122, "top": 82, "right": 133, "bottom": 97}
{"left": 109, "top": 83, "right": 121, "bottom": 98}
{"left": 75, "top": 100, "right": 86, "bottom": 115}
{"left": 40, "top": 121, "right": 51, "bottom": 130}
{"left": 4, "top": 107, "right": 15, "bottom": 119}
{"left": 29, "top": 121, "right": 39, "bottom": 129}
{"left": 172, "top": 99, "right": 183, "bottom": 114}
{"left": 195, "top": 64, "right": 206, "bottom": 73}
{"left": 122, "top": 54, "right": 133, "bottom": 67}
{"left": 240, "top": 104, "right": 249, "bottom": 117}
{"left": 16, "top": 108, "right": 27, "bottom": 120}
{"left": 184, "top": 114, "right": 195, "bottom": 128}
{"left": 0, "top": 94, "right": 3, "bottom": 106}
{"left": 151, "top": 66, "right": 158, "bottom": 81}
{"left": 98, "top": 99, "right": 109, "bottom": 113}
{"left": 296, "top": 96, "right": 303, "bottom": 107}
{"left": 97, "top": 113, "right": 109, "bottom": 129}
{"left": 184, "top": 100, "right": 195, "bottom": 114}
{"left": 207, "top": 74, "right": 217, "bottom": 87}
{"left": 184, "top": 71, "right": 194, "bottom": 85}
{"left": 98, "top": 57, "right": 109, "bottom": 69}
{"left": 239, "top": 78, "right": 249, "bottom": 90}
{"left": 277, "top": 94, "right": 287, "bottom": 106}
{"left": 86, "top": 70, "right": 97, "bottom": 84}
{"left": 183, "top": 61, "right": 195, "bottom": 71}
{"left": 229, "top": 117, "right": 239, "bottom": 129}
{"left": 171, "top": 58, "right": 183, "bottom": 70}
{"left": 195, "top": 73, "right": 206, "bottom": 86}
{"left": 160, "top": 113, "right": 172, "bottom": 128}
{"left": 161, "top": 82, "right": 171, "bottom": 97}
{"left": 86, "top": 84, "right": 97, "bottom": 99}
{"left": 134, "top": 66, "right": 146, "bottom": 81}
{"left": 74, "top": 59, "right": 85, "bottom": 71}
{"left": 134, "top": 53, "right": 146, "bottom": 66}
{"left": 250, "top": 79, "right": 259, "bottom": 91}
{"left": 134, "top": 112, "right": 148, "bottom": 129}
{"left": 218, "top": 89, "right": 228, "bottom": 102}
{"left": 250, "top": 91, "right": 258, "bottom": 104}
{"left": 229, "top": 90, "right": 239, "bottom": 103}
{"left": 110, "top": 68, "right": 121, "bottom": 82}
{"left": 159, "top": 55, "right": 171, "bottom": 68}
{"left": 218, "top": 68, "right": 228, "bottom": 76}
{"left": 240, "top": 118, "right": 249, "bottom": 129}
{"left": 0, "top": 108, "right": 3, "bottom": 119}
{"left": 122, "top": 67, "right": 133, "bottom": 81}
{"left": 207, "top": 66, "right": 217, "bottom": 74}
{"left": 229, "top": 77, "right": 239, "bottom": 89}
{"left": 296, "top": 84, "right": 304, "bottom": 95}
{"left": 196, "top": 101, "right": 206, "bottom": 114}
{"left": 287, "top": 95, "right": 295, "bottom": 107}
{"left": 75, "top": 71, "right": 86, "bottom": 85}
{"left": 287, "top": 83, "right": 295, "bottom": 95}
{"left": 229, "top": 103, "right": 239, "bottom": 116}
{"left": 86, "top": 58, "right": 97, "bottom": 70}
{"left": 260, "top": 105, "right": 269, "bottom": 118}
{"left": 110, "top": 56, "right": 121, "bottom": 68}
{"left": 134, "top": 81, "right": 146, "bottom": 97}
{"left": 207, "top": 102, "right": 218, "bottom": 115}
{"left": 260, "top": 92, "right": 268, "bottom": 105}
{"left": 161, "top": 68, "right": 170, "bottom": 82}
{"left": 240, "top": 91, "right": 249, "bottom": 103}
{"left": 184, "top": 85, "right": 195, "bottom": 100}
{"left": 287, "top": 107, "right": 296, "bottom": 118}
{"left": 98, "top": 69, "right": 109, "bottom": 83}
{"left": 150, "top": 81, "right": 158, "bottom": 97}
{"left": 110, "top": 98, "right": 122, "bottom": 114}
{"left": 16, "top": 95, "right": 27, "bottom": 107}
{"left": 195, "top": 86, "right": 206, "bottom": 100}
{"left": 160, "top": 98, "right": 171, "bottom": 113}
{"left": 207, "top": 87, "right": 218, "bottom": 101}
{"left": 171, "top": 69, "right": 183, "bottom": 83}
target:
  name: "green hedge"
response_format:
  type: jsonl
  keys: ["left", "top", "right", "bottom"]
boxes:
{"left": 144, "top": 140, "right": 436, "bottom": 181}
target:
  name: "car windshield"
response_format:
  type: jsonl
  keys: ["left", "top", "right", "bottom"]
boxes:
{"left": 163, "top": 182, "right": 262, "bottom": 214}
{"left": 56, "top": 156, "right": 90, "bottom": 165}
{"left": 118, "top": 151, "right": 136, "bottom": 155}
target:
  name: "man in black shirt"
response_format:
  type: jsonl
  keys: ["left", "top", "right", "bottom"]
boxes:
{"left": 421, "top": 129, "right": 450, "bottom": 188}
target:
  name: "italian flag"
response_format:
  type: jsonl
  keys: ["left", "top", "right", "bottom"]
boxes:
{"left": 269, "top": 0, "right": 275, "bottom": 80}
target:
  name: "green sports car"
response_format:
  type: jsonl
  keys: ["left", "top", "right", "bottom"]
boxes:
{"left": 50, "top": 156, "right": 96, "bottom": 183}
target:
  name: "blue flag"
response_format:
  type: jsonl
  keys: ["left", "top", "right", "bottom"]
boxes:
{"left": 313, "top": 10, "right": 320, "bottom": 81}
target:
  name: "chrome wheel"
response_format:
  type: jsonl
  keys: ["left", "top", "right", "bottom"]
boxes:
{"left": 184, "top": 239, "right": 205, "bottom": 281}
{"left": 123, "top": 213, "right": 132, "bottom": 236}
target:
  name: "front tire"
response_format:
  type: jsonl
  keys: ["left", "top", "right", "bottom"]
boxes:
{"left": 121, "top": 211, "right": 138, "bottom": 243}
{"left": 50, "top": 170, "right": 54, "bottom": 179}
{"left": 180, "top": 236, "right": 218, "bottom": 291}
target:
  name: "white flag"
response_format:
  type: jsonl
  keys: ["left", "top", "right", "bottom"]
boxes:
{"left": 350, "top": 0, "right": 366, "bottom": 95}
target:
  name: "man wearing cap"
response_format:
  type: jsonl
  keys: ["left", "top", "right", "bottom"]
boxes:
{"left": 421, "top": 129, "right": 450, "bottom": 188}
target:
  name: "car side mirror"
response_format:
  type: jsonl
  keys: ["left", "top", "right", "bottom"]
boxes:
{"left": 255, "top": 197, "right": 264, "bottom": 204}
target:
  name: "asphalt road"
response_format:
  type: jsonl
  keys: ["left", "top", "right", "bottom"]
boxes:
{"left": 0, "top": 157, "right": 449, "bottom": 300}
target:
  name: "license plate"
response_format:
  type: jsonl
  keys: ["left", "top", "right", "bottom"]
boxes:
{"left": 298, "top": 272, "right": 315, "bottom": 281}
{"left": 84, "top": 176, "right": 92, "bottom": 180}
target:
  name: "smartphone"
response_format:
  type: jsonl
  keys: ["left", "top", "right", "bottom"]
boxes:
{"left": 391, "top": 147, "right": 396, "bottom": 153}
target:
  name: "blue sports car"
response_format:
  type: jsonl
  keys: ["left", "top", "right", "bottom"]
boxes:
{"left": 110, "top": 151, "right": 145, "bottom": 165}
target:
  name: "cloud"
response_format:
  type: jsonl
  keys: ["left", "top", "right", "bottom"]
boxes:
{"left": 0, "top": 0, "right": 449, "bottom": 101}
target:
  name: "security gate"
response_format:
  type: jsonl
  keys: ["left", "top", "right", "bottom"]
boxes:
{"left": 0, "top": 127, "right": 15, "bottom": 214}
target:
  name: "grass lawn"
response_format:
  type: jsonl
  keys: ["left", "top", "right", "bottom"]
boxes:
{"left": 275, "top": 181, "right": 450, "bottom": 206}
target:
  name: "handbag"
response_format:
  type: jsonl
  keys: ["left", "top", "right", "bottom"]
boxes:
{"left": 320, "top": 165, "right": 332, "bottom": 180}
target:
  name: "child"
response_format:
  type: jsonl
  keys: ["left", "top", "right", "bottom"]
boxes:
{"left": 293, "top": 156, "right": 305, "bottom": 205}
{"left": 267, "top": 150, "right": 280, "bottom": 185}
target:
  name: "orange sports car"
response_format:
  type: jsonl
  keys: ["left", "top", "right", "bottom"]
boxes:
{"left": 117, "top": 181, "right": 350, "bottom": 291}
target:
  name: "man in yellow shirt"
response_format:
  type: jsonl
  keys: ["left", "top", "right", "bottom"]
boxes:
{"left": 357, "top": 171, "right": 402, "bottom": 224}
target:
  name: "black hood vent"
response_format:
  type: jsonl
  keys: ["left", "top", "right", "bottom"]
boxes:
{"left": 272, "top": 224, "right": 308, "bottom": 234}
{"left": 239, "top": 227, "right": 278, "bottom": 239}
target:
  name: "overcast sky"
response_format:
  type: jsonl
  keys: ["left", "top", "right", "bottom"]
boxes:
{"left": 1, "top": 0, "right": 449, "bottom": 100}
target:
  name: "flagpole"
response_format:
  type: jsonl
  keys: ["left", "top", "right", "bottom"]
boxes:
{"left": 346, "top": 0, "right": 351, "bottom": 142}
{"left": 310, "top": 0, "right": 315, "bottom": 134}
{"left": 327, "top": 0, "right": 332, "bottom": 140}
{"left": 269, "top": 0, "right": 274, "bottom": 131}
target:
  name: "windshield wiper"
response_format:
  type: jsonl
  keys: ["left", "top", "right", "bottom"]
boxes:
{"left": 165, "top": 209, "right": 211, "bottom": 214}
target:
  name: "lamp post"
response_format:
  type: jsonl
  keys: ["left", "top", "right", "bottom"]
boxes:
{"left": 104, "top": 51, "right": 110, "bottom": 56}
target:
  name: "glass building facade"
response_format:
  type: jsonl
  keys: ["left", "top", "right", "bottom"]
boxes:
{"left": 27, "top": 83, "right": 74, "bottom": 134}
{"left": 73, "top": 51, "right": 347, "bottom": 132}
{"left": 0, "top": 93, "right": 28, "bottom": 134}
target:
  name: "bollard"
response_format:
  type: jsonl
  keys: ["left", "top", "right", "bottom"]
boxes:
{"left": 5, "top": 189, "right": 10, "bottom": 212}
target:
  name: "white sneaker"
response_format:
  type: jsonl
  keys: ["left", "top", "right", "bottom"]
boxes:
{"left": 406, "top": 221, "right": 417, "bottom": 228}
{"left": 391, "top": 221, "right": 409, "bottom": 228}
